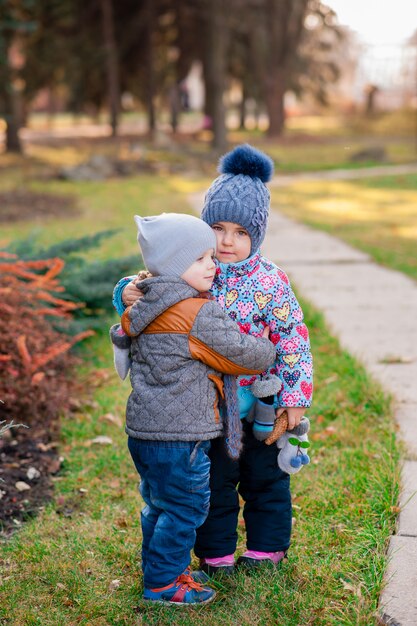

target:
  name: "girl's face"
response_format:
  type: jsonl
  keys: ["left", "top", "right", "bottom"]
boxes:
{"left": 211, "top": 222, "right": 251, "bottom": 264}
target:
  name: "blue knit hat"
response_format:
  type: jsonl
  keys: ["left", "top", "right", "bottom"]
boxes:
{"left": 201, "top": 144, "right": 274, "bottom": 255}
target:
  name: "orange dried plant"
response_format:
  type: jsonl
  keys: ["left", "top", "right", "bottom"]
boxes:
{"left": 0, "top": 255, "right": 94, "bottom": 426}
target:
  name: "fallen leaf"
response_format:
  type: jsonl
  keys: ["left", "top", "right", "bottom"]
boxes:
{"left": 109, "top": 579, "right": 121, "bottom": 591}
{"left": 47, "top": 458, "right": 63, "bottom": 474}
{"left": 89, "top": 369, "right": 111, "bottom": 387}
{"left": 90, "top": 436, "right": 113, "bottom": 446}
{"left": 340, "top": 579, "right": 362, "bottom": 598}
{"left": 68, "top": 397, "right": 82, "bottom": 411}
{"left": 115, "top": 516, "right": 128, "bottom": 528}
{"left": 37, "top": 441, "right": 59, "bottom": 452}
{"left": 99, "top": 413, "right": 122, "bottom": 428}
{"left": 311, "top": 426, "right": 337, "bottom": 441}
{"left": 379, "top": 355, "right": 414, "bottom": 364}
{"left": 390, "top": 506, "right": 401, "bottom": 514}
{"left": 323, "top": 374, "right": 339, "bottom": 384}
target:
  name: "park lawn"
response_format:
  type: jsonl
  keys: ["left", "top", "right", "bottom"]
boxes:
{"left": 0, "top": 304, "right": 399, "bottom": 626}
{"left": 241, "top": 137, "right": 417, "bottom": 173}
{"left": 274, "top": 174, "right": 417, "bottom": 281}
{"left": 0, "top": 170, "right": 204, "bottom": 262}
{"left": 0, "top": 160, "right": 400, "bottom": 624}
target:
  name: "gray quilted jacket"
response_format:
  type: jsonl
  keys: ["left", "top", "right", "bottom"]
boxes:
{"left": 119, "top": 276, "right": 275, "bottom": 442}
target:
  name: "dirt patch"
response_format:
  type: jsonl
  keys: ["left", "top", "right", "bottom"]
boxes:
{"left": 0, "top": 189, "right": 79, "bottom": 223}
{"left": 0, "top": 420, "right": 62, "bottom": 537}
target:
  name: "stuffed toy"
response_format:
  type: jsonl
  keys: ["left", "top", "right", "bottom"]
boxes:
{"left": 264, "top": 410, "right": 311, "bottom": 474}
{"left": 247, "top": 375, "right": 311, "bottom": 474}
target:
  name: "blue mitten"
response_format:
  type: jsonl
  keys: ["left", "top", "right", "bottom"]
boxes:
{"left": 249, "top": 376, "right": 282, "bottom": 441}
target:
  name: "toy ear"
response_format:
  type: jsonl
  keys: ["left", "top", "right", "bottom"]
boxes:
{"left": 289, "top": 416, "right": 310, "bottom": 436}
{"left": 252, "top": 376, "right": 282, "bottom": 398}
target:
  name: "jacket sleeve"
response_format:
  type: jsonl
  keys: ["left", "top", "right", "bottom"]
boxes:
{"left": 112, "top": 275, "right": 136, "bottom": 316}
{"left": 265, "top": 274, "right": 313, "bottom": 408}
{"left": 189, "top": 300, "right": 276, "bottom": 376}
{"left": 120, "top": 305, "right": 139, "bottom": 337}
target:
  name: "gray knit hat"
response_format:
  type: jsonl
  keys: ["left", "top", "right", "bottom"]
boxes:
{"left": 201, "top": 144, "right": 274, "bottom": 255}
{"left": 134, "top": 213, "right": 216, "bottom": 277}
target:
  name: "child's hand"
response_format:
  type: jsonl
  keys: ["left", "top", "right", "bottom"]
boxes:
{"left": 122, "top": 280, "right": 143, "bottom": 306}
{"left": 276, "top": 406, "right": 305, "bottom": 430}
{"left": 261, "top": 325, "right": 270, "bottom": 339}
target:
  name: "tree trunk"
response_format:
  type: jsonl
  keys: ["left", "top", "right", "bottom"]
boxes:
{"left": 239, "top": 82, "right": 247, "bottom": 130}
{"left": 249, "top": 0, "right": 308, "bottom": 138}
{"left": 3, "top": 82, "right": 22, "bottom": 153}
{"left": 145, "top": 0, "right": 156, "bottom": 134}
{"left": 265, "top": 71, "right": 286, "bottom": 137}
{"left": 100, "top": 0, "right": 120, "bottom": 137}
{"left": 202, "top": 0, "right": 227, "bottom": 151}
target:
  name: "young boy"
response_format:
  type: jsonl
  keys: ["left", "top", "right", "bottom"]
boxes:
{"left": 113, "top": 145, "right": 313, "bottom": 576}
{"left": 110, "top": 212, "right": 275, "bottom": 604}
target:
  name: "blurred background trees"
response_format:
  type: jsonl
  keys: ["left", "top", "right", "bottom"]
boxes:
{"left": 0, "top": 0, "right": 415, "bottom": 153}
{"left": 0, "top": 0, "right": 348, "bottom": 152}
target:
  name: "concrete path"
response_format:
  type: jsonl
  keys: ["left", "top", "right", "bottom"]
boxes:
{"left": 189, "top": 169, "right": 417, "bottom": 625}
{"left": 262, "top": 211, "right": 417, "bottom": 626}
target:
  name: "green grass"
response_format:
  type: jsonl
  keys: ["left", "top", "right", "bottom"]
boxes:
{"left": 0, "top": 171, "right": 203, "bottom": 261}
{"left": 0, "top": 140, "right": 404, "bottom": 624}
{"left": 0, "top": 305, "right": 399, "bottom": 625}
{"left": 275, "top": 175, "right": 417, "bottom": 281}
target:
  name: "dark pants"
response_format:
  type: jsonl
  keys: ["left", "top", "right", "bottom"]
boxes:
{"left": 128, "top": 437, "right": 211, "bottom": 588}
{"left": 194, "top": 421, "right": 292, "bottom": 558}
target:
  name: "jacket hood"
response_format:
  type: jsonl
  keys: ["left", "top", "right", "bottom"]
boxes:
{"left": 129, "top": 276, "right": 199, "bottom": 332}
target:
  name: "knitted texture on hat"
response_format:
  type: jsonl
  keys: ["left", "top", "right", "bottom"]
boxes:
{"left": 223, "top": 374, "right": 243, "bottom": 459}
{"left": 201, "top": 144, "right": 274, "bottom": 254}
{"left": 135, "top": 213, "right": 216, "bottom": 277}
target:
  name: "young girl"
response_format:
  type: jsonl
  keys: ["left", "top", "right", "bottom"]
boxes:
{"left": 113, "top": 144, "right": 313, "bottom": 575}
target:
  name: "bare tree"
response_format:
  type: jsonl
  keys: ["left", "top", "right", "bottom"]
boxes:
{"left": 100, "top": 0, "right": 120, "bottom": 136}
{"left": 199, "top": 0, "right": 228, "bottom": 150}
{"left": 249, "top": 0, "right": 309, "bottom": 137}
{"left": 0, "top": 3, "right": 36, "bottom": 153}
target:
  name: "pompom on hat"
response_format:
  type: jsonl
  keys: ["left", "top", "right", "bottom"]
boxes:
{"left": 201, "top": 144, "right": 274, "bottom": 255}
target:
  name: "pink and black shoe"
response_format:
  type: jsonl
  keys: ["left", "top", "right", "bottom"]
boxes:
{"left": 236, "top": 550, "right": 287, "bottom": 569}
{"left": 199, "top": 554, "right": 235, "bottom": 577}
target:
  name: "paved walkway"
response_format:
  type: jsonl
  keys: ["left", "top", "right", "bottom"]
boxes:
{"left": 261, "top": 210, "right": 417, "bottom": 626}
{"left": 189, "top": 166, "right": 417, "bottom": 625}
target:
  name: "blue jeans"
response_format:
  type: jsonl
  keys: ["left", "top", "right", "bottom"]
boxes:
{"left": 128, "top": 437, "right": 211, "bottom": 588}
